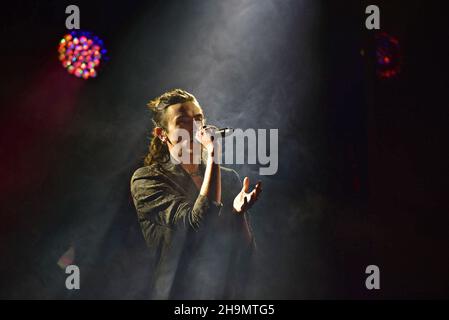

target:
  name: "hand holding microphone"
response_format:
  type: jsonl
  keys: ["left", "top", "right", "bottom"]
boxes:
{"left": 195, "top": 124, "right": 233, "bottom": 156}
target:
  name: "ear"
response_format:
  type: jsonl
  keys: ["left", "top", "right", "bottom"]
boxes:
{"left": 153, "top": 127, "right": 167, "bottom": 143}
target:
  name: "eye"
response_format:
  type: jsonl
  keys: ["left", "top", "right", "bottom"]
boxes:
{"left": 176, "top": 117, "right": 190, "bottom": 125}
{"left": 194, "top": 115, "right": 204, "bottom": 123}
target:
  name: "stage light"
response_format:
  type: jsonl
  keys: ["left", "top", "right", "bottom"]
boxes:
{"left": 58, "top": 30, "right": 107, "bottom": 79}
{"left": 375, "top": 32, "right": 401, "bottom": 79}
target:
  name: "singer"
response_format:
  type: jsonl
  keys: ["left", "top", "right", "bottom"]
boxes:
{"left": 130, "top": 89, "right": 262, "bottom": 299}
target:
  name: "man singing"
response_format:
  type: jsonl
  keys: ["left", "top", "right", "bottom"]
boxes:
{"left": 130, "top": 89, "right": 262, "bottom": 299}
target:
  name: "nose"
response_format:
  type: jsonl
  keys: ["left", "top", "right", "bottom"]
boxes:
{"left": 193, "top": 120, "right": 203, "bottom": 128}
{"left": 193, "top": 120, "right": 203, "bottom": 134}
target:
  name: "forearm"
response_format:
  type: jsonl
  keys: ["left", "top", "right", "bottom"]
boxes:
{"left": 200, "top": 147, "right": 221, "bottom": 203}
{"left": 214, "top": 163, "right": 221, "bottom": 203}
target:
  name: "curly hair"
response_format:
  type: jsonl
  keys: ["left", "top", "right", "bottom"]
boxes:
{"left": 144, "top": 88, "right": 198, "bottom": 166}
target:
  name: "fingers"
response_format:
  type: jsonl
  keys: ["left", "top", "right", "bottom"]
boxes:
{"left": 250, "top": 188, "right": 259, "bottom": 203}
{"left": 198, "top": 126, "right": 212, "bottom": 140}
{"left": 197, "top": 126, "right": 222, "bottom": 151}
{"left": 250, "top": 190, "right": 257, "bottom": 204}
{"left": 202, "top": 125, "right": 219, "bottom": 131}
{"left": 194, "top": 124, "right": 222, "bottom": 145}
{"left": 254, "top": 180, "right": 262, "bottom": 200}
{"left": 247, "top": 180, "right": 263, "bottom": 208}
{"left": 248, "top": 180, "right": 262, "bottom": 199}
{"left": 237, "top": 178, "right": 263, "bottom": 213}
{"left": 200, "top": 125, "right": 219, "bottom": 140}
{"left": 242, "top": 177, "right": 250, "bottom": 193}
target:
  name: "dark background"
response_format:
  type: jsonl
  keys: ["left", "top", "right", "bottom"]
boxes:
{"left": 0, "top": 0, "right": 448, "bottom": 299}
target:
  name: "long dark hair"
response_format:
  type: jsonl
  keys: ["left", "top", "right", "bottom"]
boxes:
{"left": 144, "top": 88, "right": 198, "bottom": 166}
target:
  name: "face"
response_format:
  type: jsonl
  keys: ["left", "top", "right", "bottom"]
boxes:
{"left": 166, "top": 100, "right": 204, "bottom": 138}
{"left": 156, "top": 100, "right": 205, "bottom": 162}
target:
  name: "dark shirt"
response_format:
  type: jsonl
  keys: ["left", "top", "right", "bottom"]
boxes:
{"left": 130, "top": 159, "right": 255, "bottom": 299}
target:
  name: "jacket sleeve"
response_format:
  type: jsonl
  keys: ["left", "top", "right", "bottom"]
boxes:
{"left": 228, "top": 169, "right": 257, "bottom": 251}
{"left": 130, "top": 168, "right": 222, "bottom": 231}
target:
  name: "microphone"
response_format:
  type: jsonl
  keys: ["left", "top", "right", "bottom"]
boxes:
{"left": 199, "top": 125, "right": 234, "bottom": 138}
{"left": 215, "top": 127, "right": 234, "bottom": 137}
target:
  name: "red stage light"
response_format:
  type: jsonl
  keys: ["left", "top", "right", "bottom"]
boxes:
{"left": 375, "top": 32, "right": 401, "bottom": 79}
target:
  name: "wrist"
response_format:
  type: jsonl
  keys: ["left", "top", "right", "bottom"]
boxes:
{"left": 206, "top": 144, "right": 217, "bottom": 158}
{"left": 207, "top": 142, "right": 222, "bottom": 158}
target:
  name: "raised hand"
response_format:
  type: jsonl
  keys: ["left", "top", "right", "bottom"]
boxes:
{"left": 233, "top": 177, "right": 262, "bottom": 213}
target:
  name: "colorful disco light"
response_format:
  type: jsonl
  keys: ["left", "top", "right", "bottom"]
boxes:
{"left": 58, "top": 31, "right": 107, "bottom": 79}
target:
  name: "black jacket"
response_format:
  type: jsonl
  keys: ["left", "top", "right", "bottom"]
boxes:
{"left": 130, "top": 159, "right": 255, "bottom": 299}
